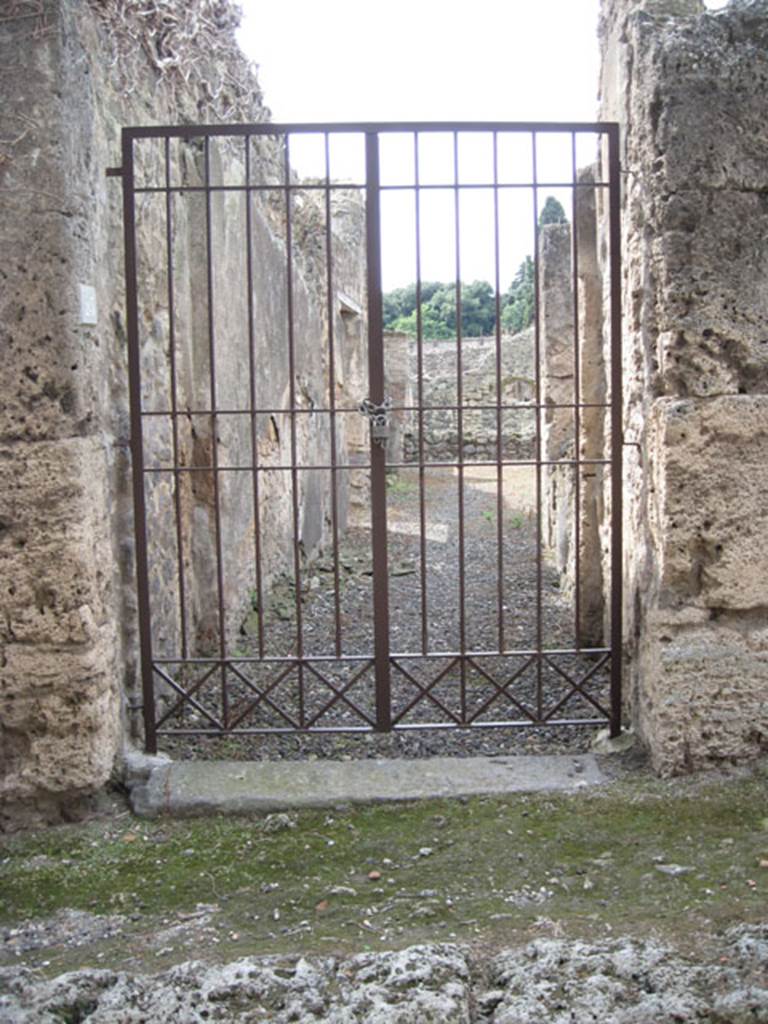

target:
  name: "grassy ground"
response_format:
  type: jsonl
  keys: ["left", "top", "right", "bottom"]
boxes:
{"left": 1, "top": 756, "right": 767, "bottom": 977}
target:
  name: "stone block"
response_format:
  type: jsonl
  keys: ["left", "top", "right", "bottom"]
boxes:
{"left": 0, "top": 439, "right": 112, "bottom": 620}
{"left": 638, "top": 624, "right": 768, "bottom": 775}
{"left": 653, "top": 191, "right": 768, "bottom": 397}
{"left": 649, "top": 396, "right": 768, "bottom": 610}
{"left": 0, "top": 254, "right": 94, "bottom": 443}
{"left": 0, "top": 438, "right": 121, "bottom": 807}
{"left": 630, "top": 4, "right": 768, "bottom": 194}
{"left": 1, "top": 684, "right": 120, "bottom": 802}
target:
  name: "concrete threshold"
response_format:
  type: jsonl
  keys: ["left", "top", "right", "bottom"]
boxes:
{"left": 129, "top": 754, "right": 606, "bottom": 818}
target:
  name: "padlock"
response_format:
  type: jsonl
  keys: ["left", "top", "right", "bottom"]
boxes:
{"left": 359, "top": 397, "right": 393, "bottom": 448}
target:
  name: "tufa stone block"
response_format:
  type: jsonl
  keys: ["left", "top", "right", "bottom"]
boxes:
{"left": 649, "top": 396, "right": 768, "bottom": 610}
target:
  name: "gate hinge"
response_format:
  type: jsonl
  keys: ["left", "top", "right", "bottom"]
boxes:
{"left": 106, "top": 166, "right": 124, "bottom": 178}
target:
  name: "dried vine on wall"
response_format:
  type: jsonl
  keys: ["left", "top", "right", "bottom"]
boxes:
{"left": 87, "top": 0, "right": 270, "bottom": 121}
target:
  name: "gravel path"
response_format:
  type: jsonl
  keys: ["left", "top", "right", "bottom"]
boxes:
{"left": 161, "top": 465, "right": 611, "bottom": 761}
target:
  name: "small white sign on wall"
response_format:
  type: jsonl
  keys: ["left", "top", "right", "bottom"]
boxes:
{"left": 78, "top": 284, "right": 98, "bottom": 325}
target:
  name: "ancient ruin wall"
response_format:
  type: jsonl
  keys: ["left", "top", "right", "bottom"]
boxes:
{"left": 540, "top": 203, "right": 607, "bottom": 649}
{"left": 401, "top": 332, "right": 536, "bottom": 463}
{"left": 1, "top": 0, "right": 138, "bottom": 829}
{"left": 600, "top": 0, "right": 768, "bottom": 772}
{"left": 0, "top": 0, "right": 367, "bottom": 827}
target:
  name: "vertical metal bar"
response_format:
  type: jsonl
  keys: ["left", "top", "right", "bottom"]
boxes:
{"left": 164, "top": 137, "right": 188, "bottom": 661}
{"left": 122, "top": 131, "right": 157, "bottom": 754}
{"left": 532, "top": 132, "right": 544, "bottom": 721}
{"left": 365, "top": 131, "right": 392, "bottom": 731}
{"left": 324, "top": 132, "right": 343, "bottom": 658}
{"left": 453, "top": 131, "right": 467, "bottom": 722}
{"left": 492, "top": 132, "right": 506, "bottom": 654}
{"left": 245, "top": 135, "right": 265, "bottom": 659}
{"left": 571, "top": 132, "right": 582, "bottom": 653}
{"left": 414, "top": 133, "right": 429, "bottom": 656}
{"left": 204, "top": 135, "right": 229, "bottom": 729}
{"left": 284, "top": 134, "right": 306, "bottom": 726}
{"left": 608, "top": 124, "right": 623, "bottom": 737}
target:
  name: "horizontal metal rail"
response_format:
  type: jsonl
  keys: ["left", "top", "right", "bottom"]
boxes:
{"left": 124, "top": 120, "right": 616, "bottom": 139}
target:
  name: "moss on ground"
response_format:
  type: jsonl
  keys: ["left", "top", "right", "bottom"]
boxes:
{"left": 1, "top": 762, "right": 767, "bottom": 975}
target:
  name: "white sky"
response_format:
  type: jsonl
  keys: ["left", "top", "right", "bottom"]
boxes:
{"left": 237, "top": 0, "right": 725, "bottom": 289}
{"left": 238, "top": 0, "right": 602, "bottom": 124}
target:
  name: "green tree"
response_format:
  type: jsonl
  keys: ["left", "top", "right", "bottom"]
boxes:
{"left": 538, "top": 195, "right": 567, "bottom": 226}
{"left": 382, "top": 197, "right": 569, "bottom": 340}
{"left": 385, "top": 280, "right": 496, "bottom": 340}
{"left": 387, "top": 282, "right": 454, "bottom": 338}
{"left": 461, "top": 280, "right": 496, "bottom": 336}
{"left": 382, "top": 281, "right": 443, "bottom": 325}
{"left": 500, "top": 256, "right": 535, "bottom": 335}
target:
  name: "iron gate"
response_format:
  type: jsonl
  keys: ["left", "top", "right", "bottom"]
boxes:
{"left": 116, "top": 122, "right": 622, "bottom": 752}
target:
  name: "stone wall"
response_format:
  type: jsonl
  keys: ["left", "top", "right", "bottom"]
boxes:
{"left": 0, "top": 0, "right": 366, "bottom": 827}
{"left": 402, "top": 332, "right": 536, "bottom": 462}
{"left": 1, "top": 0, "right": 142, "bottom": 829}
{"left": 600, "top": 0, "right": 768, "bottom": 772}
{"left": 540, "top": 182, "right": 608, "bottom": 648}
{"left": 383, "top": 331, "right": 414, "bottom": 465}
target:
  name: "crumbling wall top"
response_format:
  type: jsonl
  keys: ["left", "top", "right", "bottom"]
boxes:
{"left": 86, "top": 0, "right": 268, "bottom": 121}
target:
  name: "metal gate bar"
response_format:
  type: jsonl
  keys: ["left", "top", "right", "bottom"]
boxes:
{"left": 571, "top": 135, "right": 582, "bottom": 658}
{"left": 244, "top": 133, "right": 265, "bottom": 660}
{"left": 532, "top": 135, "right": 544, "bottom": 722}
{"left": 116, "top": 121, "right": 623, "bottom": 751}
{"left": 608, "top": 126, "right": 623, "bottom": 739}
{"left": 323, "top": 133, "right": 343, "bottom": 660}
{"left": 452, "top": 132, "right": 468, "bottom": 720}
{"left": 492, "top": 133, "right": 505, "bottom": 655}
{"left": 365, "top": 132, "right": 393, "bottom": 731}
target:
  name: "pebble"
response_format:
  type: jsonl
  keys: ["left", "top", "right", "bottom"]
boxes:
{"left": 0, "top": 910, "right": 125, "bottom": 955}
{"left": 655, "top": 864, "right": 694, "bottom": 877}
{"left": 262, "top": 813, "right": 296, "bottom": 833}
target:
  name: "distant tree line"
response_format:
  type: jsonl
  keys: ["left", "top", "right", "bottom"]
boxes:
{"left": 383, "top": 196, "right": 566, "bottom": 340}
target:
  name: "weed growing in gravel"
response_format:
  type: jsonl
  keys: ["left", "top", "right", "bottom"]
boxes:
{"left": 386, "top": 474, "right": 416, "bottom": 496}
